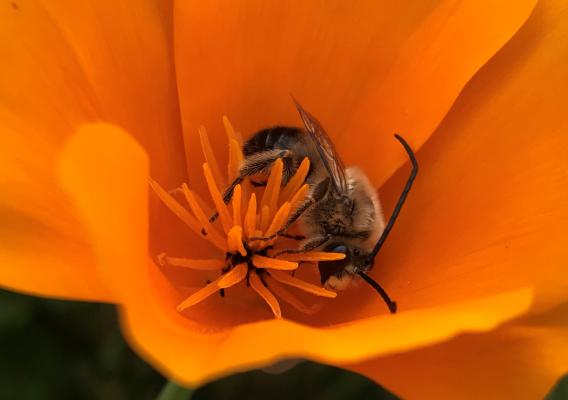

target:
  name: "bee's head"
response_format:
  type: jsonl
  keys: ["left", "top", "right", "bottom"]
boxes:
{"left": 318, "top": 243, "right": 370, "bottom": 290}
{"left": 318, "top": 242, "right": 397, "bottom": 314}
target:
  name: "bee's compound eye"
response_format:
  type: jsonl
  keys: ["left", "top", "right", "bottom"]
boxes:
{"left": 330, "top": 245, "right": 348, "bottom": 254}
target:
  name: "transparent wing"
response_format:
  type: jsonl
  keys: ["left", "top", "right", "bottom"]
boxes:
{"left": 293, "top": 98, "right": 348, "bottom": 194}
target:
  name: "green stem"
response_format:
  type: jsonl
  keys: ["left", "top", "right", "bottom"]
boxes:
{"left": 156, "top": 380, "right": 194, "bottom": 400}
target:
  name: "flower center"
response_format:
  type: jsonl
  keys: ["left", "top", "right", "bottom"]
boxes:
{"left": 149, "top": 117, "right": 344, "bottom": 319}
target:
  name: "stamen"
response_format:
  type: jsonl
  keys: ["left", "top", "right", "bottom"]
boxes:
{"left": 177, "top": 281, "right": 221, "bottom": 311}
{"left": 227, "top": 139, "right": 243, "bottom": 182}
{"left": 244, "top": 193, "right": 257, "bottom": 238}
{"left": 260, "top": 158, "right": 283, "bottom": 220}
{"left": 228, "top": 226, "right": 247, "bottom": 257}
{"left": 148, "top": 178, "right": 204, "bottom": 238}
{"left": 232, "top": 184, "right": 242, "bottom": 227}
{"left": 265, "top": 275, "right": 322, "bottom": 315}
{"left": 152, "top": 116, "right": 347, "bottom": 320}
{"left": 249, "top": 273, "right": 282, "bottom": 319}
{"left": 269, "top": 270, "right": 337, "bottom": 298}
{"left": 290, "top": 184, "right": 309, "bottom": 210}
{"left": 276, "top": 252, "right": 346, "bottom": 262}
{"left": 259, "top": 205, "right": 270, "bottom": 233}
{"left": 223, "top": 115, "right": 243, "bottom": 146}
{"left": 252, "top": 255, "right": 298, "bottom": 271}
{"left": 177, "top": 264, "right": 247, "bottom": 311}
{"left": 280, "top": 157, "right": 310, "bottom": 202}
{"left": 180, "top": 183, "right": 226, "bottom": 251}
{"left": 203, "top": 162, "right": 232, "bottom": 233}
{"left": 157, "top": 253, "right": 225, "bottom": 271}
{"left": 199, "top": 126, "right": 225, "bottom": 188}
{"left": 264, "top": 202, "right": 291, "bottom": 238}
{"left": 218, "top": 263, "right": 247, "bottom": 287}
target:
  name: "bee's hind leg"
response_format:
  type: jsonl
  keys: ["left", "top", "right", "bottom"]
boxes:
{"left": 250, "top": 180, "right": 268, "bottom": 187}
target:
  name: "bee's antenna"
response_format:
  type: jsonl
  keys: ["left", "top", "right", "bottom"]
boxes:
{"left": 357, "top": 271, "right": 397, "bottom": 314}
{"left": 368, "top": 134, "right": 418, "bottom": 264}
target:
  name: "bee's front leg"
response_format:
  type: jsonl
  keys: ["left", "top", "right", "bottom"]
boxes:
{"left": 272, "top": 234, "right": 332, "bottom": 258}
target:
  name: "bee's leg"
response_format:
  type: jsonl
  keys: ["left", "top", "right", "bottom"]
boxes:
{"left": 209, "top": 150, "right": 293, "bottom": 222}
{"left": 250, "top": 180, "right": 268, "bottom": 187}
{"left": 272, "top": 234, "right": 332, "bottom": 257}
{"left": 248, "top": 177, "right": 330, "bottom": 242}
{"left": 280, "top": 233, "right": 305, "bottom": 241}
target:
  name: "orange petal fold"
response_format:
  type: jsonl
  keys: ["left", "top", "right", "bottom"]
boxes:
{"left": 349, "top": 303, "right": 568, "bottom": 400}
{"left": 58, "top": 123, "right": 149, "bottom": 301}
{"left": 175, "top": 0, "right": 536, "bottom": 191}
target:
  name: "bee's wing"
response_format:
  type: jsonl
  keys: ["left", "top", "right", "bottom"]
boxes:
{"left": 293, "top": 98, "right": 348, "bottom": 194}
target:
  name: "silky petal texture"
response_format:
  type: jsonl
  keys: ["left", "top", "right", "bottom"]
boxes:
{"left": 348, "top": 303, "right": 568, "bottom": 400}
{"left": 0, "top": 0, "right": 184, "bottom": 300}
{"left": 174, "top": 0, "right": 536, "bottom": 192}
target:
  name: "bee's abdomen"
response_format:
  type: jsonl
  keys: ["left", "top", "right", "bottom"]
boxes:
{"left": 243, "top": 126, "right": 304, "bottom": 156}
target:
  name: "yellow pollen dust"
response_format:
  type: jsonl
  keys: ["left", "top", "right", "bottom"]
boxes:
{"left": 150, "top": 117, "right": 343, "bottom": 319}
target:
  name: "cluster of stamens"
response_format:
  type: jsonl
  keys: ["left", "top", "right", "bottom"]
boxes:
{"left": 149, "top": 117, "right": 344, "bottom": 319}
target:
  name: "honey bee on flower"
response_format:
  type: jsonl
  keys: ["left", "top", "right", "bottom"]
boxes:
{"left": 151, "top": 99, "right": 417, "bottom": 318}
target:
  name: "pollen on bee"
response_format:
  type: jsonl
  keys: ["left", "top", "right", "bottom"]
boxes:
{"left": 149, "top": 118, "right": 343, "bottom": 319}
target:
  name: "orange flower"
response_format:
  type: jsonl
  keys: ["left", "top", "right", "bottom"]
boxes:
{"left": 1, "top": 1, "right": 567, "bottom": 399}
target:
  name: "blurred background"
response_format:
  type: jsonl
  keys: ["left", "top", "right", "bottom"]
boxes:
{"left": 0, "top": 289, "right": 566, "bottom": 400}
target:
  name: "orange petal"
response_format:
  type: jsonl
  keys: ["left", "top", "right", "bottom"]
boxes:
{"left": 122, "top": 281, "right": 531, "bottom": 386}
{"left": 175, "top": 0, "right": 536, "bottom": 191}
{"left": 252, "top": 255, "right": 298, "bottom": 271}
{"left": 1, "top": 0, "right": 185, "bottom": 184}
{"left": 157, "top": 254, "right": 225, "bottom": 271}
{"left": 179, "top": 184, "right": 227, "bottom": 251}
{"left": 269, "top": 270, "right": 336, "bottom": 298}
{"left": 0, "top": 0, "right": 182, "bottom": 301}
{"left": 203, "top": 162, "right": 232, "bottom": 234}
{"left": 278, "top": 252, "right": 346, "bottom": 262}
{"left": 356, "top": 0, "right": 568, "bottom": 318}
{"left": 57, "top": 123, "right": 149, "bottom": 301}
{"left": 249, "top": 273, "right": 282, "bottom": 319}
{"left": 348, "top": 302, "right": 568, "bottom": 400}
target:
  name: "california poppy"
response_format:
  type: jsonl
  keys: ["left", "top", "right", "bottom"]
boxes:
{"left": 1, "top": 0, "right": 567, "bottom": 399}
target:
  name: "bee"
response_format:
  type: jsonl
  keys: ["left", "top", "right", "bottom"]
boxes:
{"left": 220, "top": 99, "right": 418, "bottom": 313}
